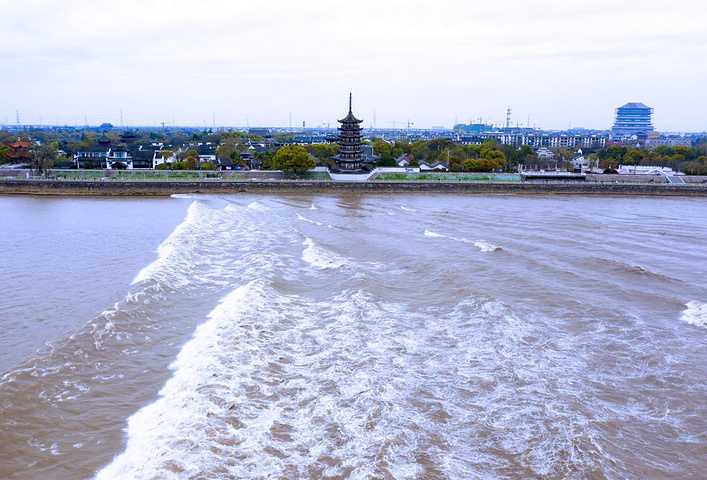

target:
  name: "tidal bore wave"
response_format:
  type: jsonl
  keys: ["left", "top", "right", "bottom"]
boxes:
{"left": 2, "top": 195, "right": 706, "bottom": 480}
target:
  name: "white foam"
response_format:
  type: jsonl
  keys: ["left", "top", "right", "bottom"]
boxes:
{"left": 131, "top": 201, "right": 202, "bottom": 286}
{"left": 424, "top": 229, "right": 502, "bottom": 252}
{"left": 310, "top": 204, "right": 318, "bottom": 210}
{"left": 400, "top": 205, "right": 417, "bottom": 212}
{"left": 94, "top": 281, "right": 616, "bottom": 478}
{"left": 95, "top": 283, "right": 256, "bottom": 479}
{"left": 302, "top": 238, "right": 347, "bottom": 269}
{"left": 424, "top": 229, "right": 444, "bottom": 238}
{"left": 474, "top": 240, "right": 502, "bottom": 252}
{"left": 681, "top": 301, "right": 707, "bottom": 327}
{"left": 296, "top": 213, "right": 323, "bottom": 226}
{"left": 247, "top": 201, "right": 270, "bottom": 211}
{"left": 170, "top": 193, "right": 197, "bottom": 199}
{"left": 130, "top": 201, "right": 269, "bottom": 289}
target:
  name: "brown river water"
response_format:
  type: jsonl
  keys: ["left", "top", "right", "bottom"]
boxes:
{"left": 0, "top": 193, "right": 705, "bottom": 479}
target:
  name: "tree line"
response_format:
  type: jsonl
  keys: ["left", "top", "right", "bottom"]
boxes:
{"left": 2, "top": 127, "right": 706, "bottom": 175}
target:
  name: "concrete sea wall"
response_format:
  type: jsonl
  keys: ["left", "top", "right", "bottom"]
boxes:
{"left": 2, "top": 179, "right": 707, "bottom": 196}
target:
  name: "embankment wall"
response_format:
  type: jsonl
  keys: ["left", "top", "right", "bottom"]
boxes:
{"left": 2, "top": 179, "right": 707, "bottom": 196}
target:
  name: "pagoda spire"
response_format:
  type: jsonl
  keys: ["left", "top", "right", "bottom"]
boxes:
{"left": 349, "top": 92, "right": 352, "bottom": 113}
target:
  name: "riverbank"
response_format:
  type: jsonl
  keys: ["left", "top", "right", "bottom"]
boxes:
{"left": 2, "top": 178, "right": 707, "bottom": 196}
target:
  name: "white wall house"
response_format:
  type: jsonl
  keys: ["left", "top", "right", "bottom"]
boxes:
{"left": 617, "top": 165, "right": 675, "bottom": 175}
{"left": 105, "top": 147, "right": 133, "bottom": 170}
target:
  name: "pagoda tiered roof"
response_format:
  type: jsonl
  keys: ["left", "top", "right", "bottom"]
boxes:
{"left": 10, "top": 137, "right": 30, "bottom": 149}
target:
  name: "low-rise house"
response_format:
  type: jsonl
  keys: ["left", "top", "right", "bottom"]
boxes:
{"left": 536, "top": 147, "right": 555, "bottom": 160}
{"left": 196, "top": 144, "right": 217, "bottom": 164}
{"left": 429, "top": 160, "right": 448, "bottom": 171}
{"left": 419, "top": 161, "right": 448, "bottom": 172}
{"left": 154, "top": 150, "right": 176, "bottom": 168}
{"left": 572, "top": 149, "right": 589, "bottom": 173}
{"left": 617, "top": 165, "right": 676, "bottom": 175}
{"left": 106, "top": 146, "right": 133, "bottom": 169}
{"left": 130, "top": 149, "right": 156, "bottom": 169}
{"left": 216, "top": 157, "right": 234, "bottom": 170}
{"left": 396, "top": 154, "right": 412, "bottom": 167}
{"left": 75, "top": 146, "right": 110, "bottom": 169}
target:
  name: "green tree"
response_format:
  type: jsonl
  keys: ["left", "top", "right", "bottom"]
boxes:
{"left": 216, "top": 144, "right": 234, "bottom": 159}
{"left": 373, "top": 140, "right": 394, "bottom": 166}
{"left": 518, "top": 145, "right": 533, "bottom": 164}
{"left": 623, "top": 148, "right": 645, "bottom": 166}
{"left": 427, "top": 138, "right": 455, "bottom": 153}
{"left": 463, "top": 144, "right": 481, "bottom": 159}
{"left": 179, "top": 148, "right": 199, "bottom": 161}
{"left": 256, "top": 151, "right": 275, "bottom": 170}
{"left": 32, "top": 143, "right": 57, "bottom": 174}
{"left": 674, "top": 146, "right": 693, "bottom": 158}
{"left": 410, "top": 140, "right": 429, "bottom": 161}
{"left": 0, "top": 143, "right": 11, "bottom": 165}
{"left": 305, "top": 144, "right": 336, "bottom": 165}
{"left": 185, "top": 156, "right": 198, "bottom": 170}
{"left": 272, "top": 145, "right": 315, "bottom": 175}
{"left": 462, "top": 157, "right": 503, "bottom": 172}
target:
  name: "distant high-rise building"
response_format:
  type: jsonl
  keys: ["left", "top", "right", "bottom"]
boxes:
{"left": 612, "top": 102, "right": 654, "bottom": 137}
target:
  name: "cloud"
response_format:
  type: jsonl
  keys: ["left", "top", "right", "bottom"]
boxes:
{"left": 1, "top": 0, "right": 706, "bottom": 130}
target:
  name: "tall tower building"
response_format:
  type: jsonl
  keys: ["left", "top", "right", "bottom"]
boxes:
{"left": 612, "top": 102, "right": 654, "bottom": 137}
{"left": 335, "top": 93, "right": 364, "bottom": 171}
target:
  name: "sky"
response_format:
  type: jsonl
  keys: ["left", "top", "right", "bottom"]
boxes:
{"left": 1, "top": 0, "right": 706, "bottom": 131}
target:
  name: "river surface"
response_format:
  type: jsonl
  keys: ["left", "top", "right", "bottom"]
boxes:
{"left": 0, "top": 193, "right": 705, "bottom": 479}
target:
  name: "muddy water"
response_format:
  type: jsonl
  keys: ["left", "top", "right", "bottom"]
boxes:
{"left": 1, "top": 194, "right": 705, "bottom": 479}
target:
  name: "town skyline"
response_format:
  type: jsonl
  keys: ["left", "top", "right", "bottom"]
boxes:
{"left": 2, "top": 1, "right": 706, "bottom": 132}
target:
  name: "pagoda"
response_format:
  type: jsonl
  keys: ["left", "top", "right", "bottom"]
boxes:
{"left": 335, "top": 93, "right": 364, "bottom": 171}
{"left": 7, "top": 137, "right": 32, "bottom": 164}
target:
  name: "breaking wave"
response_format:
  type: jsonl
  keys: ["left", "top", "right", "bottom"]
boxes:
{"left": 296, "top": 213, "right": 323, "bottom": 226}
{"left": 424, "top": 229, "right": 502, "bottom": 252}
{"left": 681, "top": 301, "right": 707, "bottom": 327}
{"left": 302, "top": 238, "right": 347, "bottom": 269}
{"left": 94, "top": 281, "right": 615, "bottom": 479}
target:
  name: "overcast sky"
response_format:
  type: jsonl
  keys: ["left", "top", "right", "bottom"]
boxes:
{"left": 2, "top": 0, "right": 706, "bottom": 131}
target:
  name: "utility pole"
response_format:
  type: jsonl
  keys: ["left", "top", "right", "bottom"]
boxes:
{"left": 120, "top": 109, "right": 123, "bottom": 127}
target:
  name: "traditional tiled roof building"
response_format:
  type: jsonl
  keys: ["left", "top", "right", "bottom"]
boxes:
{"left": 7, "top": 138, "right": 32, "bottom": 164}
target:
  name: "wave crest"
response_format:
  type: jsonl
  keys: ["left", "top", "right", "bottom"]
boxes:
{"left": 681, "top": 301, "right": 707, "bottom": 327}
